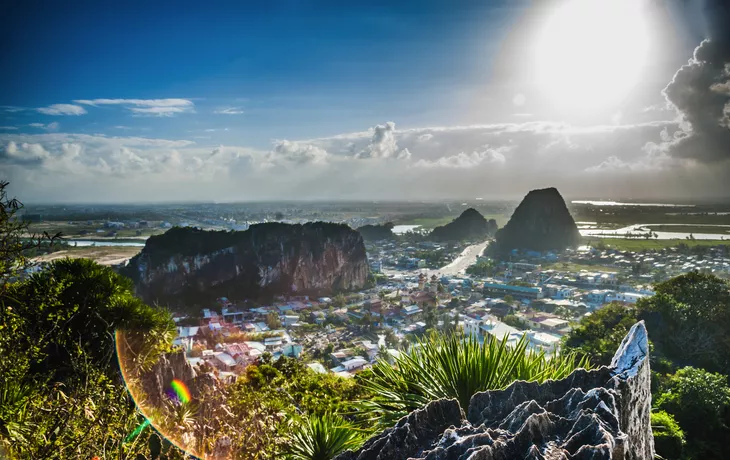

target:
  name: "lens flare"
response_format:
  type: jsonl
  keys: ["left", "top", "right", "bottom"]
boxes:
{"left": 170, "top": 379, "right": 192, "bottom": 404}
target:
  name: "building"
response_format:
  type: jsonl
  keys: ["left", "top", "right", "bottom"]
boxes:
{"left": 483, "top": 282, "right": 543, "bottom": 300}
{"left": 606, "top": 292, "right": 646, "bottom": 304}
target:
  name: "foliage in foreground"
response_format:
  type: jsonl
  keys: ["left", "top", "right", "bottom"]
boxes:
{"left": 651, "top": 410, "right": 685, "bottom": 460}
{"left": 359, "top": 331, "right": 591, "bottom": 427}
{"left": 1, "top": 258, "right": 176, "bottom": 458}
{"left": 654, "top": 367, "right": 730, "bottom": 459}
{"left": 286, "top": 413, "right": 365, "bottom": 460}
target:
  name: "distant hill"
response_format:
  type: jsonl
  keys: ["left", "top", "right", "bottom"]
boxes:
{"left": 490, "top": 187, "right": 580, "bottom": 255}
{"left": 358, "top": 222, "right": 396, "bottom": 241}
{"left": 429, "top": 208, "right": 497, "bottom": 241}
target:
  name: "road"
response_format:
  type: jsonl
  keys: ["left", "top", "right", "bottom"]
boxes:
{"left": 424, "top": 240, "right": 490, "bottom": 277}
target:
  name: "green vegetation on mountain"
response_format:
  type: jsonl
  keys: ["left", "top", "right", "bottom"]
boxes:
{"left": 357, "top": 222, "right": 395, "bottom": 241}
{"left": 429, "top": 208, "right": 497, "bottom": 242}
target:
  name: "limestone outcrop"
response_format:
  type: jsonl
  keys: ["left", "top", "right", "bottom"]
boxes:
{"left": 124, "top": 223, "right": 369, "bottom": 305}
{"left": 490, "top": 187, "right": 580, "bottom": 255}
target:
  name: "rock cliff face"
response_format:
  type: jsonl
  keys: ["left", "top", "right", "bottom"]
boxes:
{"left": 429, "top": 209, "right": 497, "bottom": 242}
{"left": 491, "top": 187, "right": 580, "bottom": 255}
{"left": 124, "top": 222, "right": 369, "bottom": 305}
{"left": 336, "top": 321, "right": 653, "bottom": 460}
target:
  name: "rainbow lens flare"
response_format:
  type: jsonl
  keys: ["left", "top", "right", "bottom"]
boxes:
{"left": 170, "top": 379, "right": 191, "bottom": 404}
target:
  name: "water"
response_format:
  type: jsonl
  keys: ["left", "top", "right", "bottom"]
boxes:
{"left": 572, "top": 200, "right": 694, "bottom": 207}
{"left": 67, "top": 240, "right": 146, "bottom": 247}
{"left": 392, "top": 225, "right": 421, "bottom": 235}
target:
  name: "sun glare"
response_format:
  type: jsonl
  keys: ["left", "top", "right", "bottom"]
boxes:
{"left": 535, "top": 0, "right": 649, "bottom": 111}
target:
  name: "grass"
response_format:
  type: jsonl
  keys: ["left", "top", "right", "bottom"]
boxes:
{"left": 583, "top": 237, "right": 730, "bottom": 251}
{"left": 645, "top": 225, "right": 730, "bottom": 235}
{"left": 543, "top": 262, "right": 619, "bottom": 273}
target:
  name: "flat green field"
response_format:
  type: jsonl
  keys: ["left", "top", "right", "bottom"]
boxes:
{"left": 583, "top": 238, "right": 730, "bottom": 251}
{"left": 28, "top": 221, "right": 165, "bottom": 239}
{"left": 645, "top": 224, "right": 730, "bottom": 235}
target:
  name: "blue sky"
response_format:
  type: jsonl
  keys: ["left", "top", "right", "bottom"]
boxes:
{"left": 1, "top": 0, "right": 528, "bottom": 144}
{"left": 1, "top": 0, "right": 729, "bottom": 202}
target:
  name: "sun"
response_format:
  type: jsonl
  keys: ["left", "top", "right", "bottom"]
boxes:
{"left": 534, "top": 0, "right": 649, "bottom": 111}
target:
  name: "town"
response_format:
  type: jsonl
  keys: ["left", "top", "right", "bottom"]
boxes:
{"left": 169, "top": 236, "right": 730, "bottom": 381}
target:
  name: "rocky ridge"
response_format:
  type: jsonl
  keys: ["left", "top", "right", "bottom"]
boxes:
{"left": 336, "top": 321, "right": 653, "bottom": 460}
{"left": 491, "top": 187, "right": 580, "bottom": 255}
{"left": 124, "top": 222, "right": 369, "bottom": 305}
{"left": 429, "top": 208, "right": 498, "bottom": 242}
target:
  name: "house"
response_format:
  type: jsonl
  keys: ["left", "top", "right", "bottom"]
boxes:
{"left": 307, "top": 362, "right": 328, "bottom": 374}
{"left": 360, "top": 341, "right": 380, "bottom": 361}
{"left": 263, "top": 336, "right": 283, "bottom": 350}
{"left": 585, "top": 289, "right": 613, "bottom": 305}
{"left": 210, "top": 352, "right": 236, "bottom": 371}
{"left": 402, "top": 305, "right": 423, "bottom": 322}
{"left": 526, "top": 331, "right": 562, "bottom": 352}
{"left": 282, "top": 315, "right": 300, "bottom": 326}
{"left": 606, "top": 292, "right": 646, "bottom": 304}
{"left": 482, "top": 282, "right": 543, "bottom": 300}
{"left": 340, "top": 357, "right": 369, "bottom": 372}
{"left": 221, "top": 307, "right": 245, "bottom": 324}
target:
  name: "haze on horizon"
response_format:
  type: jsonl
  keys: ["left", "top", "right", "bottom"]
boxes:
{"left": 1, "top": 0, "right": 730, "bottom": 204}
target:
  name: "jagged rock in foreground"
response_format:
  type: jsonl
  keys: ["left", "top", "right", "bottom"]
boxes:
{"left": 336, "top": 322, "right": 653, "bottom": 460}
{"left": 491, "top": 187, "right": 580, "bottom": 255}
{"left": 429, "top": 208, "right": 497, "bottom": 242}
{"left": 124, "top": 222, "right": 369, "bottom": 305}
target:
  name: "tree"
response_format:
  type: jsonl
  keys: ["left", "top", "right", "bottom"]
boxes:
{"left": 655, "top": 367, "right": 730, "bottom": 458}
{"left": 266, "top": 311, "right": 283, "bottom": 329}
{"left": 651, "top": 410, "right": 685, "bottom": 460}
{"left": 637, "top": 272, "right": 730, "bottom": 374}
{"left": 0, "top": 181, "right": 60, "bottom": 288}
{"left": 562, "top": 303, "right": 638, "bottom": 366}
{"left": 0, "top": 258, "right": 175, "bottom": 458}
{"left": 503, "top": 294, "right": 515, "bottom": 306}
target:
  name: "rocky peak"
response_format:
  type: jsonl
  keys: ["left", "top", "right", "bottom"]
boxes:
{"left": 429, "top": 208, "right": 497, "bottom": 241}
{"left": 336, "top": 321, "right": 654, "bottom": 460}
{"left": 491, "top": 187, "right": 580, "bottom": 255}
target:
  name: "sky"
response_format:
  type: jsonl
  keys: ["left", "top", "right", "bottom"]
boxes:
{"left": 1, "top": 0, "right": 729, "bottom": 203}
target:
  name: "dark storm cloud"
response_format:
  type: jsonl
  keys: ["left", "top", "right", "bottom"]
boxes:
{"left": 662, "top": 0, "right": 730, "bottom": 162}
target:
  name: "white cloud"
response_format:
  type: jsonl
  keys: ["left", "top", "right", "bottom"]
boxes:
{"left": 37, "top": 104, "right": 86, "bottom": 116}
{"left": 214, "top": 107, "right": 245, "bottom": 115}
{"left": 129, "top": 107, "right": 189, "bottom": 117}
{"left": 3, "top": 118, "right": 727, "bottom": 203}
{"left": 0, "top": 126, "right": 18, "bottom": 130}
{"left": 74, "top": 98, "right": 193, "bottom": 108}
{"left": 268, "top": 140, "right": 328, "bottom": 165}
{"left": 73, "top": 98, "right": 195, "bottom": 117}
{"left": 415, "top": 146, "right": 508, "bottom": 169}
{"left": 29, "top": 122, "right": 60, "bottom": 132}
